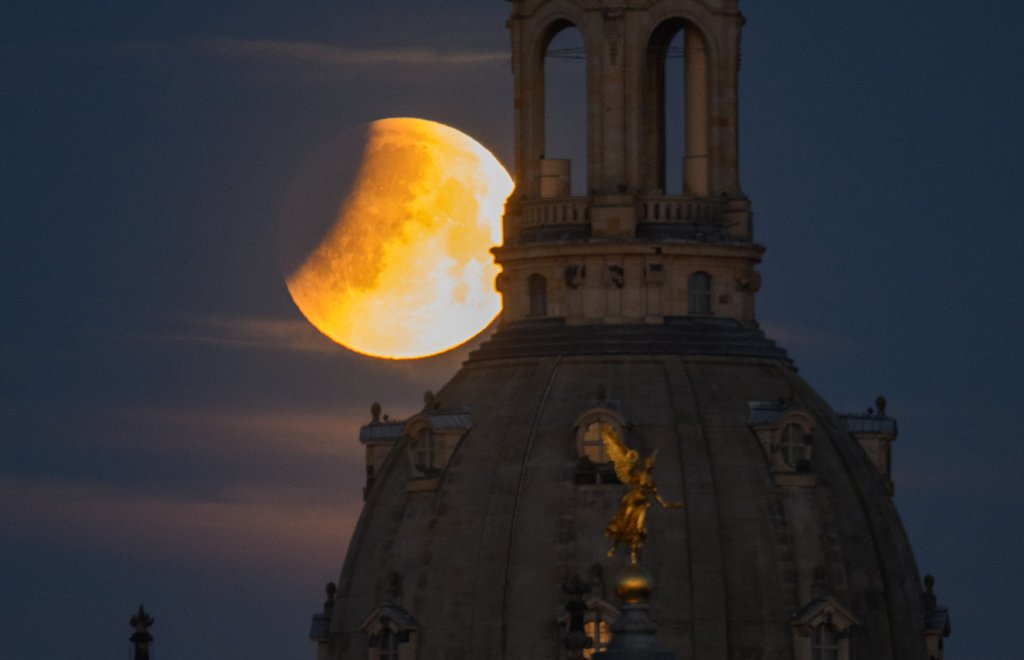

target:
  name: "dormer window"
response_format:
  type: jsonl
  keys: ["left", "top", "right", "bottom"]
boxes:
{"left": 779, "top": 423, "right": 810, "bottom": 469}
{"left": 748, "top": 401, "right": 817, "bottom": 487}
{"left": 790, "top": 596, "right": 858, "bottom": 660}
{"left": 403, "top": 410, "right": 471, "bottom": 493}
{"left": 379, "top": 629, "right": 399, "bottom": 660}
{"left": 361, "top": 602, "right": 420, "bottom": 660}
{"left": 811, "top": 623, "right": 839, "bottom": 660}
{"left": 411, "top": 427, "right": 435, "bottom": 473}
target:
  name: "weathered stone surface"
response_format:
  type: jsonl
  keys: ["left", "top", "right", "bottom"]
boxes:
{"left": 326, "top": 347, "right": 927, "bottom": 659}
{"left": 322, "top": 1, "right": 939, "bottom": 658}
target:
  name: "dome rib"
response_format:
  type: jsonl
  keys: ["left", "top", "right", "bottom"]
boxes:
{"left": 499, "top": 355, "right": 562, "bottom": 659}
{"left": 673, "top": 356, "right": 730, "bottom": 657}
{"left": 328, "top": 353, "right": 932, "bottom": 659}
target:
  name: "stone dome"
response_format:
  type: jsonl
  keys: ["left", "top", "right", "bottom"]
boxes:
{"left": 323, "top": 323, "right": 930, "bottom": 659}
{"left": 316, "top": 2, "right": 949, "bottom": 658}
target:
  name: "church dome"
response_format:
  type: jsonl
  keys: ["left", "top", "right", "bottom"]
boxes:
{"left": 316, "top": 2, "right": 948, "bottom": 658}
{"left": 325, "top": 333, "right": 929, "bottom": 659}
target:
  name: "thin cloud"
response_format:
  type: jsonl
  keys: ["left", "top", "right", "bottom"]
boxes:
{"left": 760, "top": 319, "right": 864, "bottom": 358}
{"left": 201, "top": 38, "right": 508, "bottom": 69}
{"left": 0, "top": 477, "right": 361, "bottom": 573}
{"left": 107, "top": 404, "right": 371, "bottom": 461}
{"left": 155, "top": 314, "right": 340, "bottom": 354}
{"left": 152, "top": 312, "right": 494, "bottom": 391}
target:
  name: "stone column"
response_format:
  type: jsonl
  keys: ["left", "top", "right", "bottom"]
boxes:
{"left": 683, "top": 28, "right": 709, "bottom": 197}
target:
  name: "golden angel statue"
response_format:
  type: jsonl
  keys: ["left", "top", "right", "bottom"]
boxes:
{"left": 602, "top": 427, "right": 682, "bottom": 565}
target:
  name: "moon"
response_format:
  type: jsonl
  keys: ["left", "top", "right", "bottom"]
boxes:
{"left": 281, "top": 118, "right": 513, "bottom": 359}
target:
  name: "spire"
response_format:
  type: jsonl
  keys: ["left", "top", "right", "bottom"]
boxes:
{"left": 129, "top": 604, "right": 153, "bottom": 660}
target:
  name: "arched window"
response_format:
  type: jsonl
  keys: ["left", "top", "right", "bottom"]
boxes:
{"left": 811, "top": 623, "right": 840, "bottom": 660}
{"left": 544, "top": 24, "right": 587, "bottom": 195}
{"left": 645, "top": 20, "right": 710, "bottom": 196}
{"left": 528, "top": 273, "right": 548, "bottom": 317}
{"left": 779, "top": 423, "right": 807, "bottom": 469}
{"left": 687, "top": 271, "right": 711, "bottom": 315}
{"left": 412, "top": 427, "right": 435, "bottom": 473}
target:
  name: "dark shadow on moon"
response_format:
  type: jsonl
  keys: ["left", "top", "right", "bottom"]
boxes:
{"left": 277, "top": 124, "right": 372, "bottom": 280}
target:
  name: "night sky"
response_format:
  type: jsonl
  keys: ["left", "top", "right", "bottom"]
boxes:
{"left": 3, "top": 2, "right": 1023, "bottom": 659}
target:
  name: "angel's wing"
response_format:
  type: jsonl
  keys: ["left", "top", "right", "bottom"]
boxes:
{"left": 601, "top": 426, "right": 639, "bottom": 484}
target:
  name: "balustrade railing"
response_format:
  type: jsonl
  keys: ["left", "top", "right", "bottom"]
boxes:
{"left": 636, "top": 196, "right": 724, "bottom": 224}
{"left": 519, "top": 198, "right": 590, "bottom": 227}
{"left": 515, "top": 196, "right": 725, "bottom": 231}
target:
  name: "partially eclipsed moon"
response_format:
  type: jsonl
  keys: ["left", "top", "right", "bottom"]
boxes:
{"left": 283, "top": 117, "right": 513, "bottom": 359}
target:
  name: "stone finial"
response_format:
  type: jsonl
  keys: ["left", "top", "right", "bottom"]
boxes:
{"left": 129, "top": 604, "right": 154, "bottom": 660}
{"left": 923, "top": 574, "right": 937, "bottom": 610}
{"left": 323, "top": 581, "right": 337, "bottom": 615}
{"left": 371, "top": 402, "right": 381, "bottom": 423}
{"left": 423, "top": 390, "right": 436, "bottom": 409}
{"left": 876, "top": 395, "right": 887, "bottom": 416}
{"left": 310, "top": 582, "right": 335, "bottom": 643}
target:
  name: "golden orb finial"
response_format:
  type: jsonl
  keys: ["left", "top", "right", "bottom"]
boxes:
{"left": 614, "top": 565, "right": 653, "bottom": 604}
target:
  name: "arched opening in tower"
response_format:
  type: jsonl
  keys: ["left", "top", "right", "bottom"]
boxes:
{"left": 646, "top": 20, "right": 710, "bottom": 197}
{"left": 543, "top": 24, "right": 587, "bottom": 197}
{"left": 664, "top": 30, "right": 686, "bottom": 195}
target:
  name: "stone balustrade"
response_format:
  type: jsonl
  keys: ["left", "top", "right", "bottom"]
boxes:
{"left": 636, "top": 195, "right": 724, "bottom": 224}
{"left": 516, "top": 195, "right": 725, "bottom": 231}
{"left": 519, "top": 198, "right": 591, "bottom": 227}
